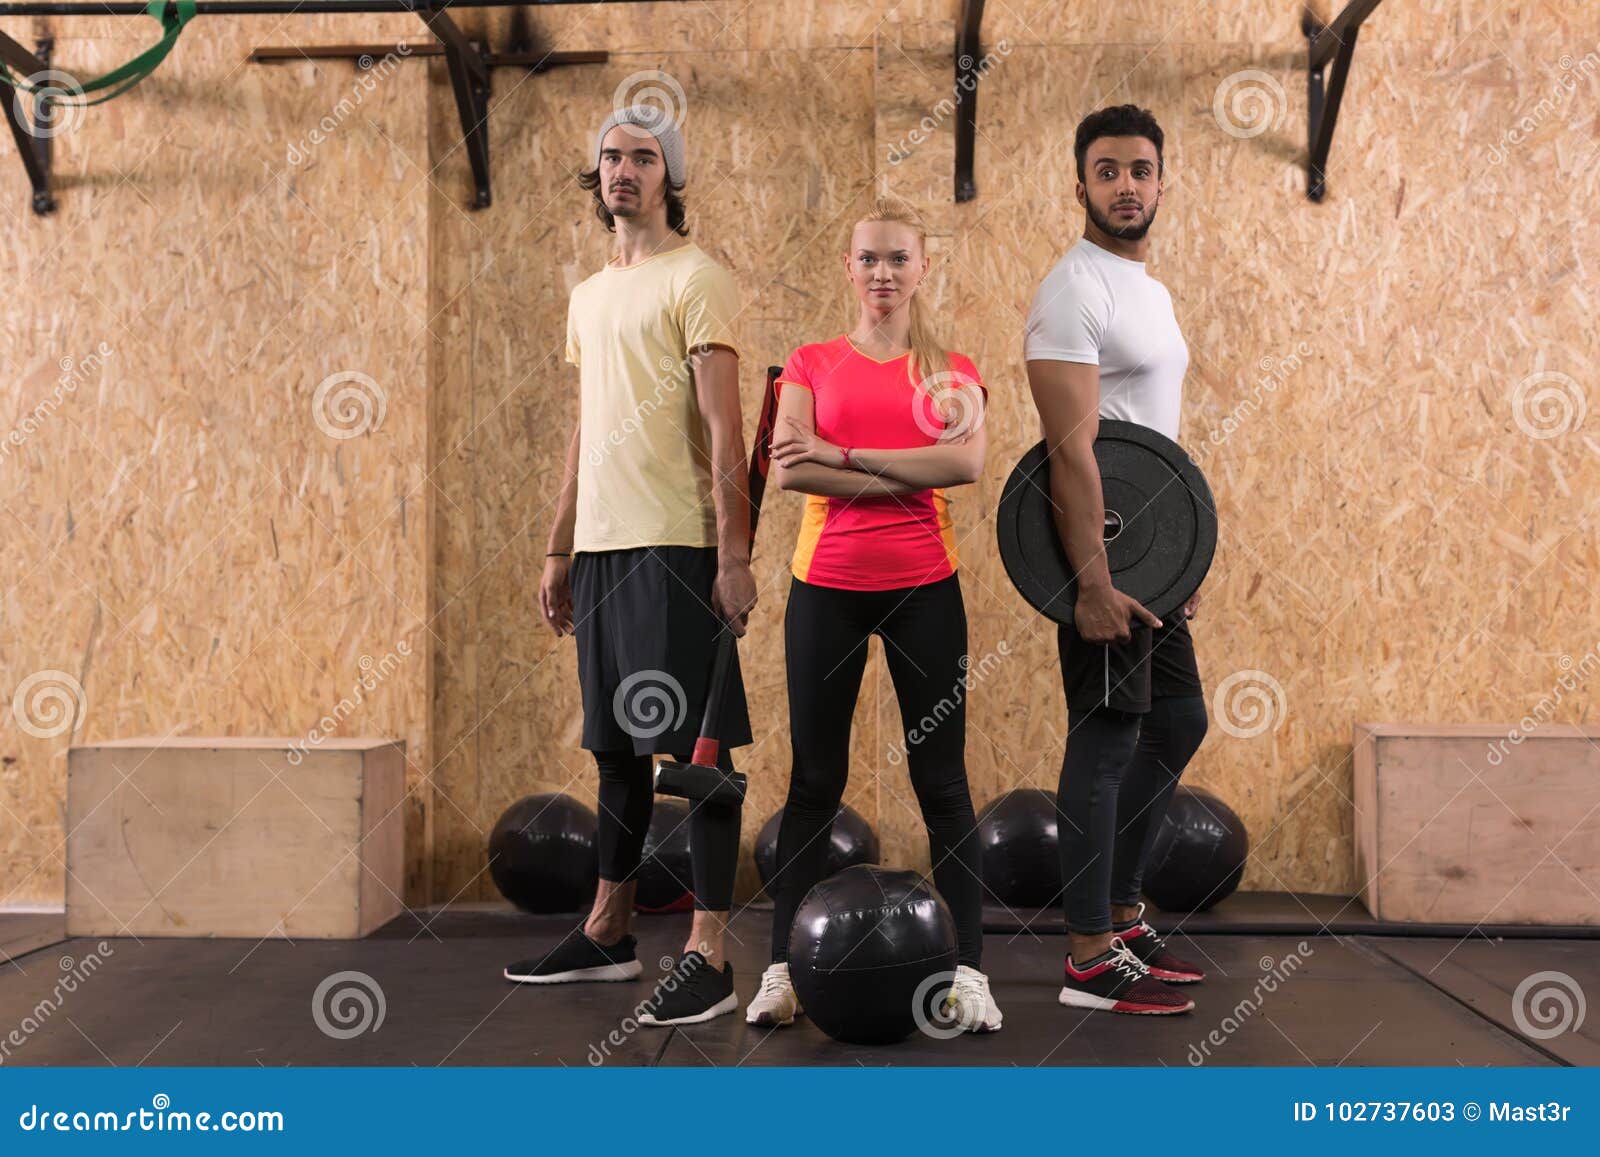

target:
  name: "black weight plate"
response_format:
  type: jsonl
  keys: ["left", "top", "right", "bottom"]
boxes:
{"left": 997, "top": 420, "right": 1217, "bottom": 624}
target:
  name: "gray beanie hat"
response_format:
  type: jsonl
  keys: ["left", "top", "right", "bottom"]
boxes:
{"left": 594, "top": 104, "right": 686, "bottom": 185}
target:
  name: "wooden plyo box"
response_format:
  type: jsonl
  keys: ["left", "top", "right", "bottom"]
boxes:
{"left": 66, "top": 738, "right": 406, "bottom": 939}
{"left": 1353, "top": 723, "right": 1600, "bottom": 926}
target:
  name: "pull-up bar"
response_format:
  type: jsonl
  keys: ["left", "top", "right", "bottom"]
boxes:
{"left": 0, "top": 1, "right": 653, "bottom": 13}
{"left": 2, "top": 0, "right": 1386, "bottom": 217}
{"left": 0, "top": 0, "right": 636, "bottom": 214}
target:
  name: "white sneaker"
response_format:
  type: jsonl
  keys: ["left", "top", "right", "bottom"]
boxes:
{"left": 948, "top": 964, "right": 1003, "bottom": 1032}
{"left": 745, "top": 962, "right": 802, "bottom": 1027}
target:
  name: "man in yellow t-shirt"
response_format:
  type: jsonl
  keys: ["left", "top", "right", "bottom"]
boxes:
{"left": 504, "top": 104, "right": 758, "bottom": 1028}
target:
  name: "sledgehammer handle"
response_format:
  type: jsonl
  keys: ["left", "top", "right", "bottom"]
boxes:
{"left": 692, "top": 628, "right": 736, "bottom": 767}
{"left": 690, "top": 364, "right": 782, "bottom": 765}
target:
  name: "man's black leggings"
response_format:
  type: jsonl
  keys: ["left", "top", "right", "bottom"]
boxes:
{"left": 770, "top": 573, "right": 984, "bottom": 968}
{"left": 1056, "top": 696, "right": 1209, "bottom": 934}
{"left": 594, "top": 745, "right": 740, "bottom": 912}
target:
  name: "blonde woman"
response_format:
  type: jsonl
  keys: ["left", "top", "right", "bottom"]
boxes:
{"left": 747, "top": 197, "right": 1000, "bottom": 1033}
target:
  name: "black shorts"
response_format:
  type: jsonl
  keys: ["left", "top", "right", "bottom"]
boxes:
{"left": 1058, "top": 614, "right": 1203, "bottom": 715}
{"left": 571, "top": 545, "right": 753, "bottom": 756}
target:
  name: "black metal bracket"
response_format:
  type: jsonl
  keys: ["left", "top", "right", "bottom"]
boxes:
{"left": 0, "top": 0, "right": 618, "bottom": 214}
{"left": 1304, "top": 0, "right": 1385, "bottom": 202}
{"left": 953, "top": 0, "right": 986, "bottom": 203}
{"left": 0, "top": 32, "right": 56, "bottom": 214}
{"left": 249, "top": 36, "right": 604, "bottom": 211}
{"left": 417, "top": 5, "right": 492, "bottom": 208}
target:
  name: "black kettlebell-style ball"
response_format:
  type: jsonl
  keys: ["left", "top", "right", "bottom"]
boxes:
{"left": 976, "top": 788, "right": 1062, "bottom": 908}
{"left": 788, "top": 865, "right": 958, "bottom": 1046}
{"left": 754, "top": 804, "right": 880, "bottom": 893}
{"left": 1143, "top": 786, "right": 1249, "bottom": 912}
{"left": 635, "top": 800, "right": 694, "bottom": 913}
{"left": 488, "top": 793, "right": 599, "bottom": 913}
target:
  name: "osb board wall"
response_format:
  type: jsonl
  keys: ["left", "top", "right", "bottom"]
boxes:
{"left": 5, "top": 2, "right": 1597, "bottom": 914}
{"left": 0, "top": 15, "right": 432, "bottom": 907}
{"left": 434, "top": 0, "right": 1600, "bottom": 907}
{"left": 426, "top": 24, "right": 883, "bottom": 903}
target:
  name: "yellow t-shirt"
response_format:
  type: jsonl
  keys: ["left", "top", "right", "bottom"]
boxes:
{"left": 566, "top": 241, "right": 742, "bottom": 553}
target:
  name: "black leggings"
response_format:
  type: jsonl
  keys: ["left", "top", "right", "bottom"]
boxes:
{"left": 594, "top": 746, "right": 740, "bottom": 912}
{"left": 1056, "top": 696, "right": 1209, "bottom": 934}
{"left": 770, "top": 574, "right": 983, "bottom": 968}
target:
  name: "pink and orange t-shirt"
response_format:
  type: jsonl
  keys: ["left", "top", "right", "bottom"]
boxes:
{"left": 777, "top": 335, "right": 987, "bottom": 591}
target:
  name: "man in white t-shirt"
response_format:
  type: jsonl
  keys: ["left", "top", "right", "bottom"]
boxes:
{"left": 1022, "top": 104, "right": 1211, "bottom": 1016}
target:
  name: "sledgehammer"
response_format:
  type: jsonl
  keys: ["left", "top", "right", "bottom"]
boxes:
{"left": 652, "top": 364, "right": 782, "bottom": 806}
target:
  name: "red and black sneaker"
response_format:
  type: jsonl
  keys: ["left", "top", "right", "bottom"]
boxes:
{"left": 1112, "top": 903, "right": 1205, "bottom": 984}
{"left": 1059, "top": 936, "right": 1195, "bottom": 1015}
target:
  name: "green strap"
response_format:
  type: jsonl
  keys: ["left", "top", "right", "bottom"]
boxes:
{"left": 2, "top": 2, "right": 196, "bottom": 107}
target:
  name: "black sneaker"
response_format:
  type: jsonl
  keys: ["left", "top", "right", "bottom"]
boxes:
{"left": 1058, "top": 936, "right": 1195, "bottom": 1015}
{"left": 1112, "top": 903, "right": 1205, "bottom": 983}
{"left": 637, "top": 950, "right": 737, "bottom": 1026}
{"left": 504, "top": 930, "right": 642, "bottom": 984}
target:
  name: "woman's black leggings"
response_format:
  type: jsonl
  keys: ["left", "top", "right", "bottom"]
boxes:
{"left": 593, "top": 745, "right": 740, "bottom": 912}
{"left": 770, "top": 573, "right": 984, "bottom": 968}
{"left": 1056, "top": 696, "right": 1209, "bottom": 934}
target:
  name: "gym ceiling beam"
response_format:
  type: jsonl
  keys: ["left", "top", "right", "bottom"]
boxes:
{"left": 1304, "top": 0, "right": 1385, "bottom": 202}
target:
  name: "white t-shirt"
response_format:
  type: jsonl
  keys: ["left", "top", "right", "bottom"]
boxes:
{"left": 1023, "top": 237, "right": 1188, "bottom": 441}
